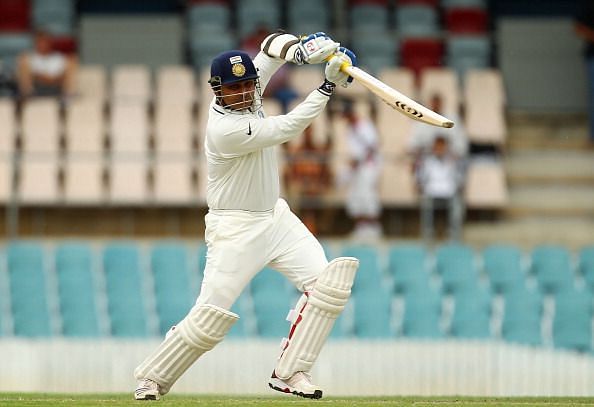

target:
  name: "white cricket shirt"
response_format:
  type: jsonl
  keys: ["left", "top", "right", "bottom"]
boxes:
{"left": 204, "top": 52, "right": 330, "bottom": 211}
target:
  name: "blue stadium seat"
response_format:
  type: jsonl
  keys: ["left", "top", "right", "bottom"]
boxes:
{"left": 236, "top": 0, "right": 280, "bottom": 37}
{"left": 187, "top": 3, "right": 230, "bottom": 33}
{"left": 150, "top": 242, "right": 194, "bottom": 335}
{"left": 288, "top": 0, "right": 330, "bottom": 35}
{"left": 341, "top": 245, "right": 384, "bottom": 293}
{"left": 531, "top": 245, "right": 574, "bottom": 294}
{"left": 579, "top": 245, "right": 594, "bottom": 290}
{"left": 553, "top": 287, "right": 593, "bottom": 352}
{"left": 7, "top": 242, "right": 53, "bottom": 337}
{"left": 55, "top": 243, "right": 101, "bottom": 337}
{"left": 251, "top": 267, "right": 288, "bottom": 294}
{"left": 482, "top": 244, "right": 525, "bottom": 294}
{"left": 227, "top": 290, "right": 252, "bottom": 337}
{"left": 436, "top": 243, "right": 478, "bottom": 293}
{"left": 450, "top": 285, "right": 492, "bottom": 339}
{"left": 351, "top": 31, "right": 398, "bottom": 74}
{"left": 196, "top": 243, "right": 207, "bottom": 276}
{"left": 502, "top": 284, "right": 543, "bottom": 346}
{"left": 351, "top": 4, "right": 388, "bottom": 33}
{"left": 32, "top": 0, "right": 75, "bottom": 35}
{"left": 388, "top": 244, "right": 431, "bottom": 294}
{"left": 251, "top": 289, "right": 293, "bottom": 338}
{"left": 402, "top": 287, "right": 443, "bottom": 339}
{"left": 190, "top": 31, "right": 236, "bottom": 69}
{"left": 446, "top": 35, "right": 491, "bottom": 80}
{"left": 0, "top": 33, "right": 32, "bottom": 73}
{"left": 103, "top": 243, "right": 149, "bottom": 337}
{"left": 353, "top": 288, "right": 393, "bottom": 338}
{"left": 395, "top": 5, "right": 440, "bottom": 37}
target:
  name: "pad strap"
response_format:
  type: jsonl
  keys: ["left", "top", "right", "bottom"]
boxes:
{"left": 274, "top": 257, "right": 359, "bottom": 379}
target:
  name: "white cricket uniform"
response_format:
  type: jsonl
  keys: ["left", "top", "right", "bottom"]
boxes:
{"left": 196, "top": 52, "right": 330, "bottom": 310}
{"left": 345, "top": 118, "right": 381, "bottom": 218}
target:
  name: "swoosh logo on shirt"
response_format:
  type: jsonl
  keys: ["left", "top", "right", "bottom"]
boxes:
{"left": 247, "top": 123, "right": 252, "bottom": 136}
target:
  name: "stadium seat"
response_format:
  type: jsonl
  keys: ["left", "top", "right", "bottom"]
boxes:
{"left": 442, "top": 0, "right": 487, "bottom": 8}
{"left": 150, "top": 242, "right": 194, "bottom": 335}
{"left": 32, "top": 0, "right": 75, "bottom": 35}
{"left": 482, "top": 244, "right": 525, "bottom": 293}
{"left": 502, "top": 284, "right": 543, "bottom": 346}
{"left": 189, "top": 31, "right": 235, "bottom": 69}
{"left": 553, "top": 287, "right": 593, "bottom": 352}
{"left": 435, "top": 243, "right": 478, "bottom": 293}
{"left": 395, "top": 5, "right": 439, "bottom": 37}
{"left": 400, "top": 37, "right": 444, "bottom": 80}
{"left": 351, "top": 4, "right": 388, "bottom": 33}
{"left": 341, "top": 245, "right": 384, "bottom": 293}
{"left": 156, "top": 65, "right": 196, "bottom": 107}
{"left": 76, "top": 65, "right": 107, "bottom": 102}
{"left": 66, "top": 99, "right": 104, "bottom": 154}
{"left": 388, "top": 244, "right": 431, "bottom": 293}
{"left": 154, "top": 102, "right": 193, "bottom": 154}
{"left": 109, "top": 101, "right": 148, "bottom": 154}
{"left": 288, "top": 0, "right": 330, "bottom": 35}
{"left": 579, "top": 245, "right": 594, "bottom": 289}
{"left": 7, "top": 242, "right": 53, "bottom": 337}
{"left": 0, "top": 0, "right": 31, "bottom": 32}
{"left": 108, "top": 159, "right": 148, "bottom": 204}
{"left": 187, "top": 2, "right": 230, "bottom": 33}
{"left": 103, "top": 243, "right": 149, "bottom": 337}
{"left": 251, "top": 267, "right": 288, "bottom": 295}
{"left": 419, "top": 68, "right": 460, "bottom": 116}
{"left": 379, "top": 160, "right": 418, "bottom": 207}
{"left": 111, "top": 65, "right": 151, "bottom": 104}
{"left": 0, "top": 33, "right": 32, "bottom": 74}
{"left": 55, "top": 243, "right": 102, "bottom": 337}
{"left": 351, "top": 31, "right": 398, "bottom": 74}
{"left": 63, "top": 157, "right": 104, "bottom": 204}
{"left": 227, "top": 290, "right": 251, "bottom": 337}
{"left": 235, "top": 0, "right": 280, "bottom": 37}
{"left": 445, "top": 7, "right": 488, "bottom": 34}
{"left": 450, "top": 285, "right": 492, "bottom": 339}
{"left": 252, "top": 289, "right": 293, "bottom": 338}
{"left": 531, "top": 245, "right": 575, "bottom": 294}
{"left": 353, "top": 288, "right": 393, "bottom": 338}
{"left": 21, "top": 98, "right": 60, "bottom": 154}
{"left": 402, "top": 287, "right": 443, "bottom": 338}
{"left": 0, "top": 99, "right": 15, "bottom": 154}
{"left": 464, "top": 158, "right": 508, "bottom": 209}
{"left": 19, "top": 156, "right": 60, "bottom": 204}
{"left": 446, "top": 35, "right": 491, "bottom": 81}
{"left": 0, "top": 154, "right": 11, "bottom": 204}
{"left": 464, "top": 68, "right": 506, "bottom": 146}
{"left": 153, "top": 156, "right": 195, "bottom": 205}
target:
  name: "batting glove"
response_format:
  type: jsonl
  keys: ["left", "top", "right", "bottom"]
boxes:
{"left": 261, "top": 31, "right": 339, "bottom": 65}
{"left": 324, "top": 47, "right": 357, "bottom": 88}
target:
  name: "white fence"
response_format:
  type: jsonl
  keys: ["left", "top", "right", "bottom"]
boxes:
{"left": 1, "top": 338, "right": 594, "bottom": 396}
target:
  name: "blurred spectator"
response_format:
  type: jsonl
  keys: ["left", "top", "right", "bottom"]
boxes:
{"left": 574, "top": 0, "right": 594, "bottom": 143}
{"left": 283, "top": 125, "right": 332, "bottom": 234}
{"left": 415, "top": 135, "right": 466, "bottom": 244}
{"left": 16, "top": 30, "right": 78, "bottom": 100}
{"left": 241, "top": 25, "right": 297, "bottom": 112}
{"left": 409, "top": 94, "right": 468, "bottom": 161}
{"left": 341, "top": 100, "right": 382, "bottom": 241}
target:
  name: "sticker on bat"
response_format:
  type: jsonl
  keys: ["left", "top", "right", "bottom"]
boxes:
{"left": 395, "top": 101, "right": 423, "bottom": 118}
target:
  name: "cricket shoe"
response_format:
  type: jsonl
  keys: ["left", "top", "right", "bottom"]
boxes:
{"left": 134, "top": 378, "right": 161, "bottom": 401}
{"left": 268, "top": 371, "right": 323, "bottom": 399}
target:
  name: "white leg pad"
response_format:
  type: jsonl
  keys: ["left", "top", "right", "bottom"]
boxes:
{"left": 134, "top": 304, "right": 238, "bottom": 394}
{"left": 275, "top": 257, "right": 359, "bottom": 379}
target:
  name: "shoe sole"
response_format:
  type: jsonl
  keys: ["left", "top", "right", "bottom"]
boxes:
{"left": 268, "top": 382, "right": 323, "bottom": 399}
{"left": 135, "top": 395, "right": 158, "bottom": 401}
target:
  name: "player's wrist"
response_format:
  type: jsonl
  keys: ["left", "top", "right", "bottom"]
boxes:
{"left": 317, "top": 79, "right": 336, "bottom": 97}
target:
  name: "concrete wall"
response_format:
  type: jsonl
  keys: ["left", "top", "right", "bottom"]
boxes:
{"left": 2, "top": 339, "right": 594, "bottom": 396}
{"left": 497, "top": 18, "right": 588, "bottom": 113}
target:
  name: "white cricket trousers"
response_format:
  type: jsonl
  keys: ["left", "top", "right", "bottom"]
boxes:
{"left": 196, "top": 198, "right": 329, "bottom": 311}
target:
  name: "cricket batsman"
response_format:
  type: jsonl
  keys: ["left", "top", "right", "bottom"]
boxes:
{"left": 133, "top": 31, "right": 359, "bottom": 400}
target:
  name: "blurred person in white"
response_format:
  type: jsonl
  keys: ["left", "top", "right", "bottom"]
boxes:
{"left": 341, "top": 100, "right": 382, "bottom": 241}
{"left": 133, "top": 31, "right": 359, "bottom": 401}
{"left": 16, "top": 30, "right": 78, "bottom": 99}
{"left": 415, "top": 135, "right": 466, "bottom": 244}
{"left": 408, "top": 93, "right": 467, "bottom": 163}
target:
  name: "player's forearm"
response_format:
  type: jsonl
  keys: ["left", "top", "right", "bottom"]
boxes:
{"left": 253, "top": 51, "right": 286, "bottom": 92}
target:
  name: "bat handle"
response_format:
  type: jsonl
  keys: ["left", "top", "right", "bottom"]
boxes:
{"left": 324, "top": 54, "right": 352, "bottom": 73}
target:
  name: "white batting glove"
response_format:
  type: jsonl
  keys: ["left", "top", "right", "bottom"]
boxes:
{"left": 324, "top": 47, "right": 357, "bottom": 88}
{"left": 261, "top": 31, "right": 339, "bottom": 65}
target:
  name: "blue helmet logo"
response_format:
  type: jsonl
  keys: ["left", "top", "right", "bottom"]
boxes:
{"left": 209, "top": 50, "right": 259, "bottom": 88}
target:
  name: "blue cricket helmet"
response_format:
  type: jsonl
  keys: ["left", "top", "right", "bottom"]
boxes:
{"left": 208, "top": 50, "right": 259, "bottom": 88}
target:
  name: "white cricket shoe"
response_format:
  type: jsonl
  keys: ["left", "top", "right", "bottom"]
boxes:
{"left": 134, "top": 378, "right": 161, "bottom": 401}
{"left": 268, "top": 371, "right": 323, "bottom": 399}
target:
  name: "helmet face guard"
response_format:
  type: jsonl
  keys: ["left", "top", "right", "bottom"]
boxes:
{"left": 209, "top": 50, "right": 263, "bottom": 114}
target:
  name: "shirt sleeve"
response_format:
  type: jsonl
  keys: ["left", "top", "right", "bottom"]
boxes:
{"left": 253, "top": 51, "right": 286, "bottom": 93}
{"left": 212, "top": 90, "right": 330, "bottom": 155}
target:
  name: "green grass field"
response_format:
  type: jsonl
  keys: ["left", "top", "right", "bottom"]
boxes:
{"left": 1, "top": 394, "right": 594, "bottom": 407}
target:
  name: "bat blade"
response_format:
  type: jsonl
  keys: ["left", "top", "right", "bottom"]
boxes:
{"left": 342, "top": 65, "right": 454, "bottom": 128}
